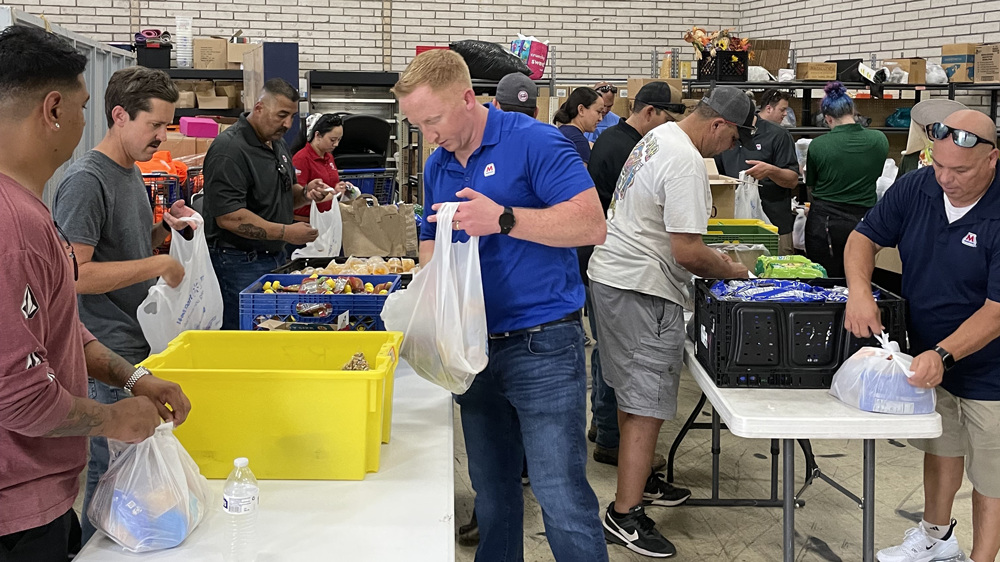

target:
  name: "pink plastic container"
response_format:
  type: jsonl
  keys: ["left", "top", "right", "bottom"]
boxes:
{"left": 179, "top": 117, "right": 219, "bottom": 139}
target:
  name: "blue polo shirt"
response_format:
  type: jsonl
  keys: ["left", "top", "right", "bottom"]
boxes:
{"left": 585, "top": 111, "right": 620, "bottom": 143}
{"left": 422, "top": 104, "right": 594, "bottom": 334}
{"left": 855, "top": 164, "right": 1000, "bottom": 400}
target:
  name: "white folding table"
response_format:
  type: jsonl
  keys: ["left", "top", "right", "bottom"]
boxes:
{"left": 76, "top": 361, "right": 455, "bottom": 562}
{"left": 678, "top": 341, "right": 941, "bottom": 562}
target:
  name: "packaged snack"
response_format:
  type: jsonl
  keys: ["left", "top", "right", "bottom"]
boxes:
{"left": 387, "top": 258, "right": 403, "bottom": 274}
{"left": 401, "top": 258, "right": 416, "bottom": 272}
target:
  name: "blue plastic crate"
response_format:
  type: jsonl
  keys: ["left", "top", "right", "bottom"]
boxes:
{"left": 340, "top": 168, "right": 396, "bottom": 205}
{"left": 239, "top": 274, "right": 401, "bottom": 331}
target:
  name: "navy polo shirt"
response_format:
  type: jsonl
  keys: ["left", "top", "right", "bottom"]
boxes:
{"left": 422, "top": 104, "right": 594, "bottom": 334}
{"left": 855, "top": 164, "right": 1000, "bottom": 400}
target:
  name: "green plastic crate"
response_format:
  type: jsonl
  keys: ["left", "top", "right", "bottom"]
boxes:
{"left": 702, "top": 219, "right": 779, "bottom": 256}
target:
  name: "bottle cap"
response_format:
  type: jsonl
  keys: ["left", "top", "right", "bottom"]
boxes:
{"left": 234, "top": 457, "right": 249, "bottom": 468}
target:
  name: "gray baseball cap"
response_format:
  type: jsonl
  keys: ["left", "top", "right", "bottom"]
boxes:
{"left": 496, "top": 73, "right": 537, "bottom": 110}
{"left": 701, "top": 86, "right": 757, "bottom": 146}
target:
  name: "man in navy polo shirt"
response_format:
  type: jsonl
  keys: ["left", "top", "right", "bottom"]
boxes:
{"left": 844, "top": 110, "right": 1000, "bottom": 562}
{"left": 394, "top": 50, "right": 608, "bottom": 561}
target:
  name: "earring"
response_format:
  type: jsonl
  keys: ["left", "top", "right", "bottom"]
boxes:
{"left": 54, "top": 123, "right": 60, "bottom": 130}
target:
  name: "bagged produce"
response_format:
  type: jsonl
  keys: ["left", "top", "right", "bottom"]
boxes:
{"left": 137, "top": 213, "right": 222, "bottom": 354}
{"left": 292, "top": 196, "right": 343, "bottom": 259}
{"left": 381, "top": 202, "right": 488, "bottom": 394}
{"left": 830, "top": 333, "right": 936, "bottom": 415}
{"left": 88, "top": 423, "right": 212, "bottom": 552}
{"left": 450, "top": 40, "right": 531, "bottom": 81}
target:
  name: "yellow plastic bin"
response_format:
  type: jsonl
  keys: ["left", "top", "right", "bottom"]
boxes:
{"left": 141, "top": 331, "right": 403, "bottom": 480}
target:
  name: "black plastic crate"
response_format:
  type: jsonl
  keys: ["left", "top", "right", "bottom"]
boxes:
{"left": 272, "top": 257, "right": 416, "bottom": 288}
{"left": 697, "top": 51, "right": 749, "bottom": 82}
{"left": 694, "top": 278, "right": 907, "bottom": 389}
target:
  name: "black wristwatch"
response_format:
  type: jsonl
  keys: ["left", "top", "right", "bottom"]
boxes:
{"left": 934, "top": 346, "right": 956, "bottom": 371}
{"left": 499, "top": 206, "right": 516, "bottom": 235}
{"left": 161, "top": 220, "right": 171, "bottom": 233}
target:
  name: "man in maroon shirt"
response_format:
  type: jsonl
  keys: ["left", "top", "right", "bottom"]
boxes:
{"left": 0, "top": 26, "right": 192, "bottom": 561}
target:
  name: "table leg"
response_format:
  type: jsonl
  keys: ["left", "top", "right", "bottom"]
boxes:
{"left": 783, "top": 438, "right": 795, "bottom": 562}
{"left": 863, "top": 439, "right": 876, "bottom": 562}
{"left": 712, "top": 408, "right": 721, "bottom": 500}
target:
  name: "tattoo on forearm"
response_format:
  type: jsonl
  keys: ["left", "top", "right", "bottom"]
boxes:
{"left": 86, "top": 341, "right": 136, "bottom": 389}
{"left": 45, "top": 397, "right": 106, "bottom": 437}
{"left": 237, "top": 223, "right": 269, "bottom": 240}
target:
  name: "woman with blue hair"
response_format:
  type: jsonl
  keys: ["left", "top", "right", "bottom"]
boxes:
{"left": 804, "top": 81, "right": 889, "bottom": 277}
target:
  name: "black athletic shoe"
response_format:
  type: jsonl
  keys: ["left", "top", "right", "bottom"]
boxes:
{"left": 603, "top": 503, "right": 677, "bottom": 558}
{"left": 588, "top": 423, "right": 598, "bottom": 443}
{"left": 643, "top": 472, "right": 691, "bottom": 507}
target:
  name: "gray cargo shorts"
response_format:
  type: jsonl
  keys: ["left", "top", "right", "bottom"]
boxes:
{"left": 591, "top": 281, "right": 685, "bottom": 420}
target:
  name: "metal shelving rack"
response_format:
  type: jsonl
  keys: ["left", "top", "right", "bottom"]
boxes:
{"left": 164, "top": 68, "right": 246, "bottom": 123}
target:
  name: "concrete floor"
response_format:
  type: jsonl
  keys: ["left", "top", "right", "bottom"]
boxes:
{"left": 453, "top": 344, "right": 978, "bottom": 562}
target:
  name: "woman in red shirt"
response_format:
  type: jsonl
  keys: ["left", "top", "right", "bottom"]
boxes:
{"left": 292, "top": 114, "right": 354, "bottom": 221}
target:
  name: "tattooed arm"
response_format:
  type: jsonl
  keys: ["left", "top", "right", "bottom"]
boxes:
{"left": 215, "top": 208, "right": 287, "bottom": 241}
{"left": 83, "top": 340, "right": 191, "bottom": 425}
{"left": 45, "top": 395, "right": 160, "bottom": 443}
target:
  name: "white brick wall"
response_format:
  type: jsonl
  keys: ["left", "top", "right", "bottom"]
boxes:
{"left": 2, "top": 0, "right": 741, "bottom": 77}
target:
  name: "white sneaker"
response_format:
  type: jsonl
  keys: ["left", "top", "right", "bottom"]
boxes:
{"left": 877, "top": 520, "right": 965, "bottom": 562}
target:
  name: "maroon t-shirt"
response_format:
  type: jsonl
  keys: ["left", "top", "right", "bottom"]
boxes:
{"left": 0, "top": 173, "right": 95, "bottom": 535}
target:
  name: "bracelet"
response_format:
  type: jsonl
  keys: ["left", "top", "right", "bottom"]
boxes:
{"left": 124, "top": 367, "right": 152, "bottom": 394}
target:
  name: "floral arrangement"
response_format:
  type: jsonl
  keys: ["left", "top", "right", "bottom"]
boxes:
{"left": 683, "top": 27, "right": 752, "bottom": 60}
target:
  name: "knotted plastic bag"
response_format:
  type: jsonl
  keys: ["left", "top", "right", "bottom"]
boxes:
{"left": 830, "top": 332, "right": 936, "bottom": 415}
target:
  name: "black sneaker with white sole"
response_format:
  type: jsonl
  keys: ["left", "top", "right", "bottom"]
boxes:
{"left": 603, "top": 503, "right": 676, "bottom": 558}
{"left": 643, "top": 472, "right": 691, "bottom": 507}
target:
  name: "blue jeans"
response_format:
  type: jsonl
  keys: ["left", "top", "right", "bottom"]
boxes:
{"left": 210, "top": 246, "right": 287, "bottom": 330}
{"left": 81, "top": 379, "right": 130, "bottom": 545}
{"left": 586, "top": 286, "right": 619, "bottom": 450}
{"left": 456, "top": 321, "right": 608, "bottom": 562}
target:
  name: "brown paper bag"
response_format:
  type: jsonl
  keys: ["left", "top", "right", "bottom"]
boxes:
{"left": 340, "top": 195, "right": 418, "bottom": 257}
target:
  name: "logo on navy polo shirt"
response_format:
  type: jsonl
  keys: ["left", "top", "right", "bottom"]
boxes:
{"left": 484, "top": 163, "right": 496, "bottom": 177}
{"left": 963, "top": 232, "right": 978, "bottom": 248}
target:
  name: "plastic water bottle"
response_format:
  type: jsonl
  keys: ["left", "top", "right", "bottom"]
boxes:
{"left": 223, "top": 457, "right": 258, "bottom": 562}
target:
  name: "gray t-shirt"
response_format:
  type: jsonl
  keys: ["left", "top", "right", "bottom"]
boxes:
{"left": 588, "top": 122, "right": 712, "bottom": 310}
{"left": 52, "top": 151, "right": 154, "bottom": 364}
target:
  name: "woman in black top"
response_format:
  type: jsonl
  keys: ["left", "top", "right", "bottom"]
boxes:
{"left": 554, "top": 87, "right": 603, "bottom": 167}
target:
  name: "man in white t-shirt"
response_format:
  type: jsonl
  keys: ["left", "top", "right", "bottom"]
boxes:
{"left": 589, "top": 86, "right": 754, "bottom": 557}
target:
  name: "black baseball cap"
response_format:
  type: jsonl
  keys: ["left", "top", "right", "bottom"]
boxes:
{"left": 702, "top": 86, "right": 757, "bottom": 146}
{"left": 496, "top": 73, "right": 537, "bottom": 110}
{"left": 634, "top": 81, "right": 685, "bottom": 120}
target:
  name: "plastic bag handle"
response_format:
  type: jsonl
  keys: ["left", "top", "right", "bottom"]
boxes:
{"left": 875, "top": 331, "right": 914, "bottom": 377}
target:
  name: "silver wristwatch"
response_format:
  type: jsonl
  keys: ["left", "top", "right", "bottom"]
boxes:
{"left": 124, "top": 366, "right": 152, "bottom": 394}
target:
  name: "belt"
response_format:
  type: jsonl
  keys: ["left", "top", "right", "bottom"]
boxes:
{"left": 210, "top": 242, "right": 283, "bottom": 259}
{"left": 488, "top": 311, "right": 581, "bottom": 340}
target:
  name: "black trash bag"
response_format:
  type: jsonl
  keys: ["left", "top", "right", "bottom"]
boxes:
{"left": 449, "top": 40, "right": 531, "bottom": 81}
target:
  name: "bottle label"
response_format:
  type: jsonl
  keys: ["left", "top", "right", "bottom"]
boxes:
{"left": 223, "top": 491, "right": 259, "bottom": 515}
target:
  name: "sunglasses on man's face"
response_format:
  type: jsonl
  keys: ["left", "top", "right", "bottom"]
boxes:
{"left": 926, "top": 122, "right": 997, "bottom": 149}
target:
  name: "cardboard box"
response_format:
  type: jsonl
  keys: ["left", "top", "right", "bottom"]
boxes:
{"left": 215, "top": 81, "right": 243, "bottom": 109}
{"left": 704, "top": 159, "right": 738, "bottom": 219}
{"left": 796, "top": 62, "right": 838, "bottom": 81}
{"left": 160, "top": 132, "right": 197, "bottom": 159}
{"left": 626, "top": 78, "right": 683, "bottom": 100}
{"left": 886, "top": 58, "right": 926, "bottom": 85}
{"left": 875, "top": 247, "right": 902, "bottom": 275}
{"left": 975, "top": 44, "right": 1000, "bottom": 84}
{"left": 176, "top": 91, "right": 196, "bottom": 109}
{"left": 228, "top": 42, "right": 257, "bottom": 65}
{"left": 194, "top": 38, "right": 227, "bottom": 70}
{"left": 941, "top": 43, "right": 978, "bottom": 83}
{"left": 196, "top": 92, "right": 233, "bottom": 110}
{"left": 196, "top": 137, "right": 214, "bottom": 154}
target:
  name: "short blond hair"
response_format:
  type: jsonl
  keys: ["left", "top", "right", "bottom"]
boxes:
{"left": 392, "top": 49, "right": 473, "bottom": 97}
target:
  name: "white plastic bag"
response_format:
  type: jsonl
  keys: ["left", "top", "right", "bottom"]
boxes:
{"left": 926, "top": 62, "right": 948, "bottom": 84}
{"left": 381, "top": 202, "right": 489, "bottom": 394}
{"left": 88, "top": 423, "right": 212, "bottom": 553}
{"left": 830, "top": 332, "right": 936, "bottom": 415}
{"left": 137, "top": 214, "right": 222, "bottom": 354}
{"left": 291, "top": 196, "right": 343, "bottom": 259}
{"left": 733, "top": 171, "right": 772, "bottom": 224}
{"left": 876, "top": 159, "right": 899, "bottom": 201}
{"left": 792, "top": 206, "right": 807, "bottom": 251}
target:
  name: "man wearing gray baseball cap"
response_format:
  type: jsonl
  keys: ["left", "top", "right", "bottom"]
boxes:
{"left": 588, "top": 86, "right": 754, "bottom": 557}
{"left": 493, "top": 73, "right": 538, "bottom": 119}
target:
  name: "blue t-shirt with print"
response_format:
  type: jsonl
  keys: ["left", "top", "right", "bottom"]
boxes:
{"left": 422, "top": 105, "right": 594, "bottom": 333}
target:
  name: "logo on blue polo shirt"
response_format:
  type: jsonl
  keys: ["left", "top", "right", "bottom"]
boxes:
{"left": 484, "top": 163, "right": 496, "bottom": 177}
{"left": 963, "top": 232, "right": 978, "bottom": 248}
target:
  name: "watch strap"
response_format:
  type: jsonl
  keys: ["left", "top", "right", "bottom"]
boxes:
{"left": 124, "top": 367, "right": 152, "bottom": 393}
{"left": 934, "top": 346, "right": 955, "bottom": 370}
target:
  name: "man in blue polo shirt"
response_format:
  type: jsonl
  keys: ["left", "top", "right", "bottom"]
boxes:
{"left": 394, "top": 50, "right": 608, "bottom": 562}
{"left": 844, "top": 109, "right": 1000, "bottom": 562}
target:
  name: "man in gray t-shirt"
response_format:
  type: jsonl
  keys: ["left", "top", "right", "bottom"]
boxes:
{"left": 50, "top": 66, "right": 195, "bottom": 544}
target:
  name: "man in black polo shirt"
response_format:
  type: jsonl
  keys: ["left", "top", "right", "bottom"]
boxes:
{"left": 203, "top": 78, "right": 327, "bottom": 329}
{"left": 846, "top": 110, "right": 1000, "bottom": 562}
{"left": 715, "top": 91, "right": 800, "bottom": 254}
{"left": 584, "top": 81, "right": 682, "bottom": 468}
